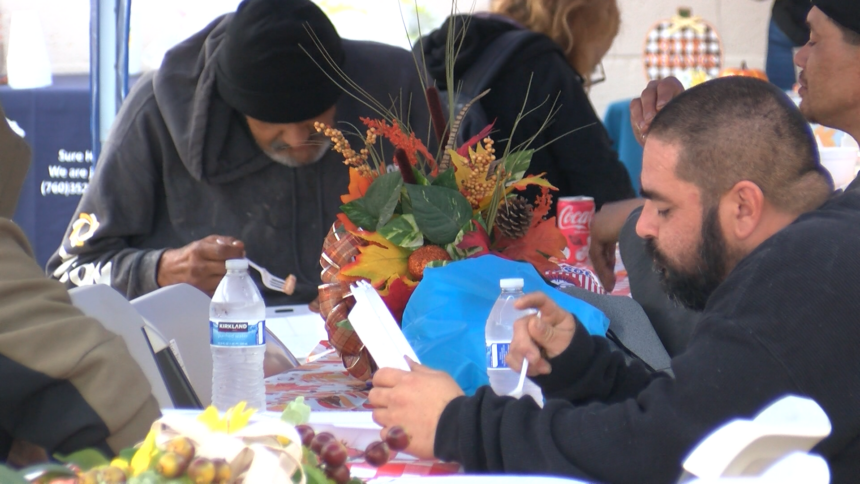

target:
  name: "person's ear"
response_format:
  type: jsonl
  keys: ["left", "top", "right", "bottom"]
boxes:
{"left": 721, "top": 181, "right": 765, "bottom": 241}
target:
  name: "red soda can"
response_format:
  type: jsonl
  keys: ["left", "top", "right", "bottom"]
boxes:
{"left": 557, "top": 196, "right": 595, "bottom": 264}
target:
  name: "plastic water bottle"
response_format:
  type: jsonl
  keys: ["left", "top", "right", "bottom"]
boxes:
{"left": 485, "top": 278, "right": 543, "bottom": 403}
{"left": 210, "top": 258, "right": 266, "bottom": 411}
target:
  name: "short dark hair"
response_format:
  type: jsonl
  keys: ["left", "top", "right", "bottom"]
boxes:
{"left": 648, "top": 76, "right": 832, "bottom": 213}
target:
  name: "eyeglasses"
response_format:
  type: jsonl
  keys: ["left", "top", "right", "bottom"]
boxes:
{"left": 583, "top": 62, "right": 606, "bottom": 89}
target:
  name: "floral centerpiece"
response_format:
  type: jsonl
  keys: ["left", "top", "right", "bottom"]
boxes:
{"left": 315, "top": 84, "right": 567, "bottom": 379}
{"left": 6, "top": 400, "right": 406, "bottom": 484}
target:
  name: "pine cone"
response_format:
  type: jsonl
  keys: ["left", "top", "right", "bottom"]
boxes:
{"left": 496, "top": 197, "right": 534, "bottom": 239}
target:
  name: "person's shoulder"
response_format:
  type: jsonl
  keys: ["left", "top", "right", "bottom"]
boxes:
{"left": 721, "top": 191, "right": 860, "bottom": 300}
{"left": 775, "top": 190, "right": 860, "bottom": 248}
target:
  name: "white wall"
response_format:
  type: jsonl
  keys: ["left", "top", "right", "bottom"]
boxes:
{"left": 1, "top": 0, "right": 90, "bottom": 74}
{"left": 589, "top": 0, "right": 774, "bottom": 118}
{"left": 1, "top": 0, "right": 771, "bottom": 117}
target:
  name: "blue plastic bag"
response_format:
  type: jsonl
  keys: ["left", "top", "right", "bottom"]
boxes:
{"left": 401, "top": 255, "right": 609, "bottom": 395}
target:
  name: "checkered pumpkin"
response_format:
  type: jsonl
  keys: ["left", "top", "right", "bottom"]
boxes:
{"left": 643, "top": 9, "right": 723, "bottom": 82}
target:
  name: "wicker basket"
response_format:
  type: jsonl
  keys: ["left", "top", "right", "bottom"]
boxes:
{"left": 318, "top": 222, "right": 376, "bottom": 380}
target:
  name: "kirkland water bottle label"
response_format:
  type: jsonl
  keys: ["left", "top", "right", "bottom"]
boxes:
{"left": 486, "top": 343, "right": 510, "bottom": 369}
{"left": 210, "top": 320, "right": 266, "bottom": 346}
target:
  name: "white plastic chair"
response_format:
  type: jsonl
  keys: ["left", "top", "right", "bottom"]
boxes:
{"left": 131, "top": 283, "right": 214, "bottom": 406}
{"left": 683, "top": 395, "right": 831, "bottom": 483}
{"left": 68, "top": 284, "right": 173, "bottom": 409}
{"left": 132, "top": 283, "right": 300, "bottom": 407}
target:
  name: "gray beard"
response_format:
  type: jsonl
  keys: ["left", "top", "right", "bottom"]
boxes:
{"left": 265, "top": 138, "right": 332, "bottom": 168}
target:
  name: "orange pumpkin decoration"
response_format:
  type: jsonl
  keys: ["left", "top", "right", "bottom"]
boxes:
{"left": 719, "top": 62, "right": 768, "bottom": 81}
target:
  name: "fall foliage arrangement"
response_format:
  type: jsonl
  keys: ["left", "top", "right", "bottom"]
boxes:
{"left": 315, "top": 80, "right": 568, "bottom": 379}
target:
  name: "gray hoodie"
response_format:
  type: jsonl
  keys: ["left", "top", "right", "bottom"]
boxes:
{"left": 47, "top": 15, "right": 429, "bottom": 304}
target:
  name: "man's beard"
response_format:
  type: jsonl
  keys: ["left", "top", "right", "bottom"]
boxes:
{"left": 643, "top": 206, "right": 730, "bottom": 311}
{"left": 264, "top": 135, "right": 331, "bottom": 168}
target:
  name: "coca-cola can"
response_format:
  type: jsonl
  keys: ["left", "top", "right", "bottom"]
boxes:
{"left": 557, "top": 196, "right": 595, "bottom": 264}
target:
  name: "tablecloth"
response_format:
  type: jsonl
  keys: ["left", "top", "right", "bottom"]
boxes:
{"left": 264, "top": 263, "right": 630, "bottom": 478}
{"left": 266, "top": 343, "right": 461, "bottom": 478}
{"left": 266, "top": 260, "right": 630, "bottom": 410}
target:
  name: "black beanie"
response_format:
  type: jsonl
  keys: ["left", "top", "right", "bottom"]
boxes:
{"left": 215, "top": 0, "right": 345, "bottom": 124}
{"left": 812, "top": 0, "right": 860, "bottom": 37}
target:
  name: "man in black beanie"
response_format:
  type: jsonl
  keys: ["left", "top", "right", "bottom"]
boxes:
{"left": 795, "top": 0, "right": 860, "bottom": 146}
{"left": 47, "top": 0, "right": 428, "bottom": 308}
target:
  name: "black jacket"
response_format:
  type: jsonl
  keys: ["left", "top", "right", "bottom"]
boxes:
{"left": 435, "top": 188, "right": 860, "bottom": 483}
{"left": 46, "top": 15, "right": 428, "bottom": 304}
{"left": 420, "top": 15, "right": 635, "bottom": 214}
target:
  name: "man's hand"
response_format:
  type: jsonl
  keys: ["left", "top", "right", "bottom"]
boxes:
{"left": 369, "top": 359, "right": 464, "bottom": 459}
{"left": 589, "top": 199, "right": 645, "bottom": 291}
{"left": 506, "top": 292, "right": 576, "bottom": 376}
{"left": 156, "top": 235, "right": 245, "bottom": 295}
{"left": 629, "top": 77, "right": 684, "bottom": 144}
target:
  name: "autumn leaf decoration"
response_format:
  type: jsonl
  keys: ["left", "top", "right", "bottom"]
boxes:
{"left": 315, "top": 84, "right": 566, "bottom": 322}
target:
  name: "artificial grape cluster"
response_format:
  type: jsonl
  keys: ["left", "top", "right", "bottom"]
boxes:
{"left": 295, "top": 424, "right": 411, "bottom": 484}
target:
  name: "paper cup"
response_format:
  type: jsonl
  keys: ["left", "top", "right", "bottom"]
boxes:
{"left": 819, "top": 147, "right": 858, "bottom": 188}
{"left": 7, "top": 10, "right": 53, "bottom": 89}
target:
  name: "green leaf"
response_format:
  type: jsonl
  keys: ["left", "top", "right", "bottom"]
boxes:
{"left": 362, "top": 171, "right": 404, "bottom": 229}
{"left": 18, "top": 463, "right": 76, "bottom": 480}
{"left": 0, "top": 466, "right": 27, "bottom": 484}
{"left": 340, "top": 200, "right": 377, "bottom": 230}
{"left": 412, "top": 167, "right": 430, "bottom": 185}
{"left": 336, "top": 319, "right": 354, "bottom": 331}
{"left": 163, "top": 477, "right": 194, "bottom": 484}
{"left": 281, "top": 396, "right": 312, "bottom": 425}
{"left": 400, "top": 186, "right": 413, "bottom": 215}
{"left": 54, "top": 448, "right": 110, "bottom": 470}
{"left": 379, "top": 214, "right": 424, "bottom": 248}
{"left": 425, "top": 259, "right": 450, "bottom": 269}
{"left": 119, "top": 447, "right": 138, "bottom": 462}
{"left": 406, "top": 184, "right": 473, "bottom": 245}
{"left": 303, "top": 447, "right": 319, "bottom": 467}
{"left": 503, "top": 149, "right": 534, "bottom": 181}
{"left": 129, "top": 470, "right": 162, "bottom": 484}
{"left": 302, "top": 464, "right": 331, "bottom": 484}
{"left": 432, "top": 168, "right": 459, "bottom": 190}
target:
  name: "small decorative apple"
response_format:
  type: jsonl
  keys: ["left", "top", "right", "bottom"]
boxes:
{"left": 719, "top": 62, "right": 768, "bottom": 81}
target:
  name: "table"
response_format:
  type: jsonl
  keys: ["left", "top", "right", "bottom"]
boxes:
{"left": 1, "top": 75, "right": 91, "bottom": 268}
{"left": 265, "top": 262, "right": 630, "bottom": 411}
{"left": 264, "top": 264, "right": 629, "bottom": 478}
{"left": 266, "top": 344, "right": 461, "bottom": 479}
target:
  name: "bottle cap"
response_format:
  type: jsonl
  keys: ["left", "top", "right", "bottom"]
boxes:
{"left": 499, "top": 278, "right": 524, "bottom": 290}
{"left": 225, "top": 258, "right": 249, "bottom": 271}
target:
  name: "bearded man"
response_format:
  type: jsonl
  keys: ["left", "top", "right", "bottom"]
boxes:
{"left": 47, "top": 0, "right": 427, "bottom": 304}
{"left": 368, "top": 76, "right": 860, "bottom": 483}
